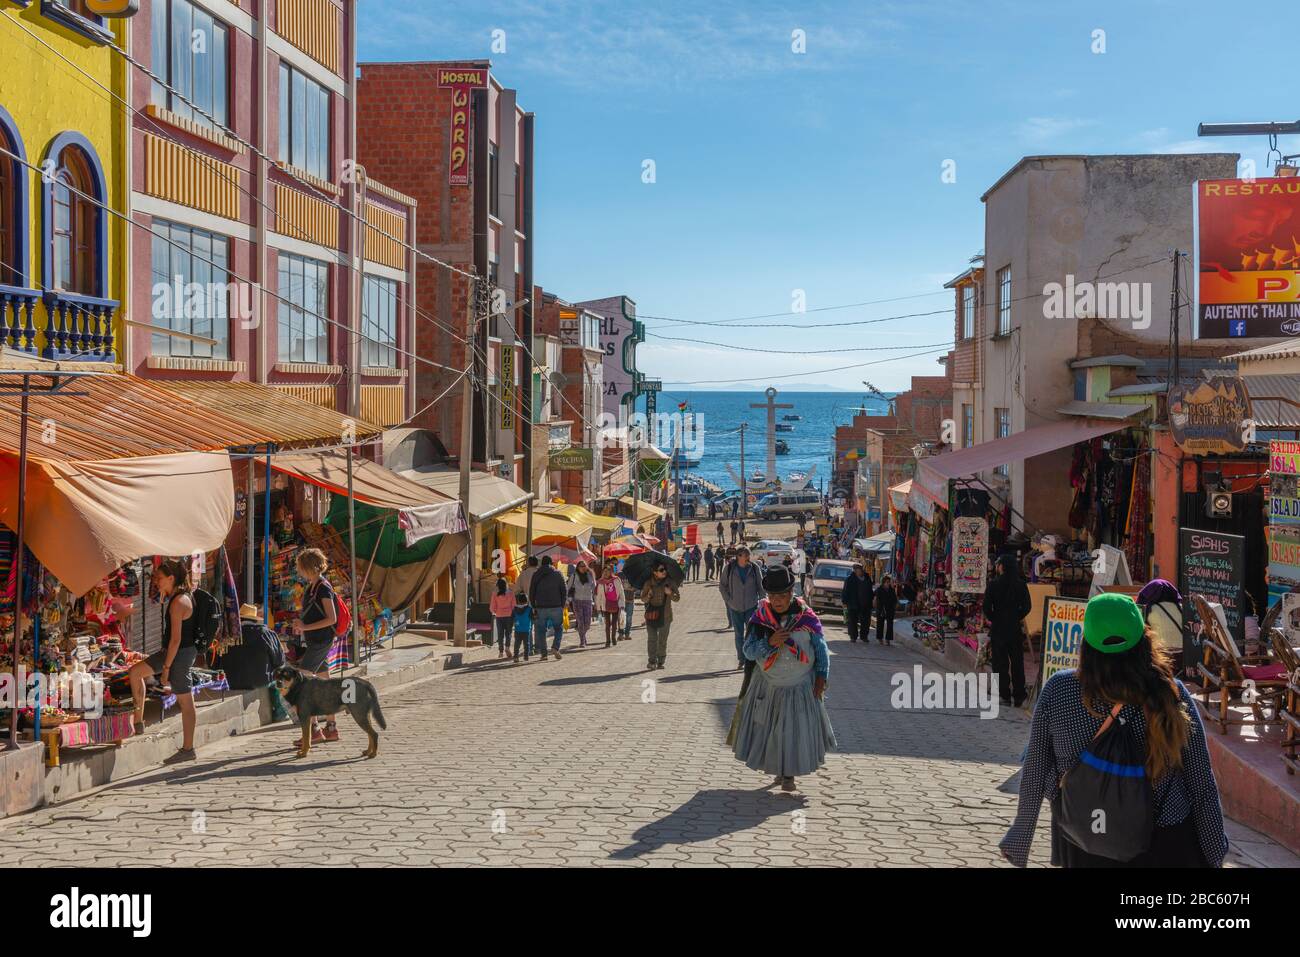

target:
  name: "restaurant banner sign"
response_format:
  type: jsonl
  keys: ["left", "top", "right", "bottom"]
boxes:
{"left": 437, "top": 66, "right": 489, "bottom": 186}
{"left": 1195, "top": 177, "right": 1300, "bottom": 339}
{"left": 549, "top": 448, "right": 593, "bottom": 471}
{"left": 1167, "top": 377, "right": 1251, "bottom": 455}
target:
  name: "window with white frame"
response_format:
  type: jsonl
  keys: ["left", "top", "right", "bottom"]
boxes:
{"left": 995, "top": 407, "right": 1010, "bottom": 475}
{"left": 150, "top": 220, "right": 230, "bottom": 359}
{"left": 996, "top": 266, "right": 1012, "bottom": 336}
{"left": 362, "top": 275, "right": 398, "bottom": 368}
{"left": 277, "top": 252, "right": 329, "bottom": 363}
{"left": 961, "top": 285, "right": 975, "bottom": 340}
{"left": 151, "top": 0, "right": 229, "bottom": 129}
{"left": 278, "top": 63, "right": 330, "bottom": 180}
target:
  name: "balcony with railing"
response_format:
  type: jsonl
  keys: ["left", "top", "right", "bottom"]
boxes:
{"left": 0, "top": 285, "right": 41, "bottom": 353}
{"left": 41, "top": 291, "right": 120, "bottom": 361}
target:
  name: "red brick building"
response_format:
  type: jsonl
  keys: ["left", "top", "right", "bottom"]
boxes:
{"left": 356, "top": 61, "right": 535, "bottom": 483}
{"left": 535, "top": 289, "right": 604, "bottom": 506}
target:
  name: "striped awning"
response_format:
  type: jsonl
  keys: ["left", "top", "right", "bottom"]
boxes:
{"left": 158, "top": 379, "right": 384, "bottom": 447}
{"left": 0, "top": 371, "right": 269, "bottom": 462}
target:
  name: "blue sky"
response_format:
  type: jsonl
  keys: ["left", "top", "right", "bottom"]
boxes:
{"left": 360, "top": 0, "right": 1292, "bottom": 390}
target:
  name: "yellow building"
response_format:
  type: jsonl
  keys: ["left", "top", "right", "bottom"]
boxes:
{"left": 0, "top": 1, "right": 128, "bottom": 365}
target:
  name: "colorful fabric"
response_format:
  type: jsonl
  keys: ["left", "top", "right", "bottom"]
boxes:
{"left": 53, "top": 712, "right": 136, "bottom": 746}
{"left": 752, "top": 600, "right": 821, "bottom": 671}
{"left": 220, "top": 545, "right": 241, "bottom": 644}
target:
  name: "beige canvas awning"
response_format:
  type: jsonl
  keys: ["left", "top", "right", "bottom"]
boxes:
{"left": 271, "top": 450, "right": 465, "bottom": 542}
{"left": 0, "top": 451, "right": 237, "bottom": 596}
{"left": 398, "top": 465, "right": 532, "bottom": 523}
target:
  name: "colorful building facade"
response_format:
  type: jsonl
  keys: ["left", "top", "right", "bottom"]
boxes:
{"left": 126, "top": 0, "right": 418, "bottom": 426}
{"left": 0, "top": 0, "right": 130, "bottom": 365}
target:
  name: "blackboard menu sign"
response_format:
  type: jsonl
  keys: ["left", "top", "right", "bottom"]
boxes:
{"left": 1179, "top": 527, "right": 1245, "bottom": 648}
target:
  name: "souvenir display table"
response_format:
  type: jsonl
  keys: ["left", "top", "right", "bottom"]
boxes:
{"left": 37, "top": 711, "right": 135, "bottom": 768}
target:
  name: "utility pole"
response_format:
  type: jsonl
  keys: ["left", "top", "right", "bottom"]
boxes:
{"left": 453, "top": 276, "right": 488, "bottom": 647}
{"left": 739, "top": 422, "right": 747, "bottom": 521}
{"left": 630, "top": 393, "right": 640, "bottom": 533}
{"left": 1170, "top": 249, "right": 1181, "bottom": 393}
{"left": 345, "top": 165, "right": 366, "bottom": 667}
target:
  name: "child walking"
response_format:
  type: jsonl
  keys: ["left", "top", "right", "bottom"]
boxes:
{"left": 512, "top": 593, "right": 534, "bottom": 663}
{"left": 490, "top": 576, "right": 514, "bottom": 659}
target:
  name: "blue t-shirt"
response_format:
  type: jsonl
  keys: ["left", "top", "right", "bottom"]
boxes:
{"left": 512, "top": 606, "right": 533, "bottom": 633}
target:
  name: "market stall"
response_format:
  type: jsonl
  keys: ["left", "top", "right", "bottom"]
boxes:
{"left": 0, "top": 369, "right": 268, "bottom": 755}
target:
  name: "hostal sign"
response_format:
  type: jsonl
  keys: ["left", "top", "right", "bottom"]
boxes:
{"left": 436, "top": 67, "right": 489, "bottom": 186}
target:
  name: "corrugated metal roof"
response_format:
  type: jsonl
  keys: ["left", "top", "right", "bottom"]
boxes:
{"left": 1223, "top": 340, "right": 1300, "bottom": 363}
{"left": 1055, "top": 400, "right": 1147, "bottom": 420}
{"left": 1243, "top": 374, "right": 1300, "bottom": 428}
{"left": 159, "top": 379, "right": 384, "bottom": 447}
{"left": 0, "top": 372, "right": 271, "bottom": 462}
{"left": 1108, "top": 381, "right": 1166, "bottom": 397}
{"left": 1069, "top": 354, "right": 1144, "bottom": 369}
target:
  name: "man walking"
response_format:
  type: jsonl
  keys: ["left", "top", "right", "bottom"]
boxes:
{"left": 984, "top": 556, "right": 1031, "bottom": 706}
{"left": 841, "top": 563, "right": 874, "bottom": 643}
{"left": 730, "top": 519, "right": 739, "bottom": 545}
{"left": 528, "top": 556, "right": 567, "bottom": 660}
{"left": 719, "top": 546, "right": 765, "bottom": 670}
{"left": 731, "top": 498, "right": 739, "bottom": 519}
{"left": 692, "top": 545, "right": 703, "bottom": 582}
{"left": 716, "top": 520, "right": 725, "bottom": 544}
{"left": 704, "top": 544, "right": 716, "bottom": 581}
{"left": 516, "top": 555, "right": 539, "bottom": 604}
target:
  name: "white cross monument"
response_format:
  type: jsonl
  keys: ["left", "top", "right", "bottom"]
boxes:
{"left": 750, "top": 386, "right": 793, "bottom": 484}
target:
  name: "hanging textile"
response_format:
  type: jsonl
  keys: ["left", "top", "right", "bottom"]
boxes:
{"left": 1123, "top": 445, "right": 1151, "bottom": 579}
{"left": 219, "top": 545, "right": 242, "bottom": 647}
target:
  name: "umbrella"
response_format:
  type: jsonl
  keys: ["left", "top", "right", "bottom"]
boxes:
{"left": 602, "top": 540, "right": 647, "bottom": 560}
{"left": 621, "top": 551, "right": 685, "bottom": 589}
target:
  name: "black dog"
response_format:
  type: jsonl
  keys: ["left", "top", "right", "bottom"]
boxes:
{"left": 274, "top": 666, "right": 387, "bottom": 759}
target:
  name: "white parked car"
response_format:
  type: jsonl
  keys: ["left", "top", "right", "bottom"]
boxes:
{"left": 752, "top": 539, "right": 794, "bottom": 567}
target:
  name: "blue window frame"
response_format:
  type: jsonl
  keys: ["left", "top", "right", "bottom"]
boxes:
{"left": 0, "top": 105, "right": 30, "bottom": 289}
{"left": 41, "top": 132, "right": 108, "bottom": 298}
{"left": 41, "top": 0, "right": 114, "bottom": 44}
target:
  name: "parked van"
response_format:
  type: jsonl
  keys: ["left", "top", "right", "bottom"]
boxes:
{"left": 753, "top": 490, "right": 821, "bottom": 519}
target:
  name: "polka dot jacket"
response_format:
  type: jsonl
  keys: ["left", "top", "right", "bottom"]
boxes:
{"left": 999, "top": 670, "right": 1228, "bottom": 868}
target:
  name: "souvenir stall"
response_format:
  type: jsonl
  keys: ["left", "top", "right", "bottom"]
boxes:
{"left": 257, "top": 449, "right": 467, "bottom": 667}
{"left": 2, "top": 548, "right": 242, "bottom": 767}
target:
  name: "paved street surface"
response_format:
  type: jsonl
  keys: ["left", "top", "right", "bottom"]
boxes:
{"left": 0, "top": 576, "right": 1290, "bottom": 867}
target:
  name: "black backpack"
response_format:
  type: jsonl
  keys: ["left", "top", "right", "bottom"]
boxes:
{"left": 188, "top": 589, "right": 225, "bottom": 649}
{"left": 1056, "top": 703, "right": 1155, "bottom": 861}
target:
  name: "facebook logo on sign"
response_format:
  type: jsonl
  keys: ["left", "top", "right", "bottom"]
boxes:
{"left": 1230, "top": 320, "right": 1246, "bottom": 337}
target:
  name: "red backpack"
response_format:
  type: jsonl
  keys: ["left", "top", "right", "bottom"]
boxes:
{"left": 312, "top": 580, "right": 352, "bottom": 639}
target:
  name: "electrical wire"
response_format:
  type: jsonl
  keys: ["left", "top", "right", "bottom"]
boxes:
{"left": 0, "top": 11, "right": 475, "bottom": 353}
{"left": 0, "top": 144, "right": 465, "bottom": 380}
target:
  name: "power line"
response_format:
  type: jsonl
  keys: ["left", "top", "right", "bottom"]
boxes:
{"left": 645, "top": 334, "right": 955, "bottom": 355}
{"left": 0, "top": 144, "right": 463, "bottom": 381}
{"left": 0, "top": 11, "right": 475, "bottom": 352}
{"left": 639, "top": 253, "right": 1170, "bottom": 331}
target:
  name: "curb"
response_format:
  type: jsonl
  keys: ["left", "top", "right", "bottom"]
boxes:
{"left": 6, "top": 642, "right": 493, "bottom": 819}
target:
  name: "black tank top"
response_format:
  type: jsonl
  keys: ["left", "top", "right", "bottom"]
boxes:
{"left": 163, "top": 593, "right": 197, "bottom": 647}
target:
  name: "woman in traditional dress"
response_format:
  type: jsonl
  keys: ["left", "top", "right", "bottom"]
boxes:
{"left": 731, "top": 564, "right": 835, "bottom": 792}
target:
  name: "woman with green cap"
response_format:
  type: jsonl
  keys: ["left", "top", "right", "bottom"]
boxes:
{"left": 999, "top": 592, "right": 1227, "bottom": 867}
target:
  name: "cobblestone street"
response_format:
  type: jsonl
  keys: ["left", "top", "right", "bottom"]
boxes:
{"left": 0, "top": 579, "right": 1288, "bottom": 867}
